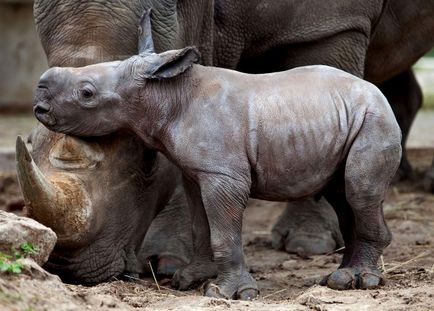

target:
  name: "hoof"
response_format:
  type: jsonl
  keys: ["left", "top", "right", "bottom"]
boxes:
{"left": 321, "top": 267, "right": 384, "bottom": 290}
{"left": 271, "top": 199, "right": 343, "bottom": 256}
{"left": 202, "top": 271, "right": 259, "bottom": 300}
{"left": 172, "top": 269, "right": 197, "bottom": 290}
{"left": 325, "top": 268, "right": 356, "bottom": 290}
{"left": 283, "top": 233, "right": 338, "bottom": 257}
{"left": 172, "top": 260, "right": 217, "bottom": 290}
{"left": 204, "top": 282, "right": 229, "bottom": 299}
{"left": 358, "top": 271, "right": 384, "bottom": 289}
{"left": 236, "top": 287, "right": 259, "bottom": 301}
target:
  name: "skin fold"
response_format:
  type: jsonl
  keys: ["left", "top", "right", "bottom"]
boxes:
{"left": 32, "top": 20, "right": 402, "bottom": 299}
{"left": 17, "top": 125, "right": 185, "bottom": 284}
{"left": 26, "top": 0, "right": 434, "bottom": 284}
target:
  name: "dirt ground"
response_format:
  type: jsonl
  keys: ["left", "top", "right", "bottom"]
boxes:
{"left": 0, "top": 147, "right": 433, "bottom": 311}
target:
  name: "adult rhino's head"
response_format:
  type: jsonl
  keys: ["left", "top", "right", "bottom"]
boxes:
{"left": 34, "top": 10, "right": 200, "bottom": 138}
{"left": 17, "top": 125, "right": 180, "bottom": 283}
{"left": 33, "top": 0, "right": 183, "bottom": 67}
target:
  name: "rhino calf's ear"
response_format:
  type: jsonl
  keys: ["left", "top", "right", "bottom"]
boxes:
{"left": 145, "top": 47, "right": 201, "bottom": 79}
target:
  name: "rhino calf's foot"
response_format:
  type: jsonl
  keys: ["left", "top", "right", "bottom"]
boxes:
{"left": 320, "top": 267, "right": 384, "bottom": 290}
{"left": 203, "top": 268, "right": 259, "bottom": 300}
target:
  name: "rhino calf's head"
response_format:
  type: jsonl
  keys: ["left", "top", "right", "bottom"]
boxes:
{"left": 34, "top": 10, "right": 200, "bottom": 139}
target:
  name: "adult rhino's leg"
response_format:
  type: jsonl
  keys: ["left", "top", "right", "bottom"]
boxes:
{"left": 272, "top": 198, "right": 343, "bottom": 256}
{"left": 376, "top": 69, "right": 423, "bottom": 181}
{"left": 424, "top": 158, "right": 434, "bottom": 193}
{"left": 138, "top": 184, "right": 194, "bottom": 276}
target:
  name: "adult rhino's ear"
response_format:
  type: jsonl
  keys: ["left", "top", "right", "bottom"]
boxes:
{"left": 144, "top": 47, "right": 201, "bottom": 79}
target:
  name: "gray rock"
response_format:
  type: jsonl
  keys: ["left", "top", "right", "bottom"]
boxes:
{"left": 17, "top": 258, "right": 61, "bottom": 281}
{"left": 0, "top": 210, "right": 57, "bottom": 265}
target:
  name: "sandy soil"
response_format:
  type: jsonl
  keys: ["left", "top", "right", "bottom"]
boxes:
{"left": 0, "top": 148, "right": 433, "bottom": 311}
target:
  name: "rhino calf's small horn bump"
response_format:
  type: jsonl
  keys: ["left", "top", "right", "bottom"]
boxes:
{"left": 138, "top": 8, "right": 155, "bottom": 55}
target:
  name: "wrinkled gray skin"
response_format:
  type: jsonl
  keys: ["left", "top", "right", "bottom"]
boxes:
{"left": 27, "top": 0, "right": 434, "bottom": 285}
{"left": 17, "top": 125, "right": 186, "bottom": 284}
{"left": 33, "top": 34, "right": 402, "bottom": 299}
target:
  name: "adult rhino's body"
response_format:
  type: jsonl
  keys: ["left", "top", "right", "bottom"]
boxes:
{"left": 21, "top": 0, "right": 434, "bottom": 283}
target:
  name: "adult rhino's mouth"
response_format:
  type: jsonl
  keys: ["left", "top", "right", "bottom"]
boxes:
{"left": 44, "top": 245, "right": 127, "bottom": 284}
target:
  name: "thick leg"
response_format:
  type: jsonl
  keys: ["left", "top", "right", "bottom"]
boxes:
{"left": 377, "top": 69, "right": 423, "bottom": 181}
{"left": 271, "top": 197, "right": 343, "bottom": 256}
{"left": 138, "top": 185, "right": 194, "bottom": 276}
{"left": 322, "top": 115, "right": 401, "bottom": 290}
{"left": 171, "top": 177, "right": 216, "bottom": 290}
{"left": 424, "top": 157, "right": 434, "bottom": 193}
{"left": 199, "top": 175, "right": 258, "bottom": 300}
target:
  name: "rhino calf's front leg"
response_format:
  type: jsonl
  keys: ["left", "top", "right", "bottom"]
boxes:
{"left": 195, "top": 174, "right": 258, "bottom": 300}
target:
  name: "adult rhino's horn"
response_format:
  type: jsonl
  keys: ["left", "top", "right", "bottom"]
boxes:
{"left": 16, "top": 136, "right": 92, "bottom": 240}
{"left": 16, "top": 135, "right": 58, "bottom": 212}
{"left": 138, "top": 8, "right": 155, "bottom": 55}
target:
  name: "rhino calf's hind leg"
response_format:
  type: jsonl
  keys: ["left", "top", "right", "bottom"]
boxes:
{"left": 322, "top": 115, "right": 401, "bottom": 290}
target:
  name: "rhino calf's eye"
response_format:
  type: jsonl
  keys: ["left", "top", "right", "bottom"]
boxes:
{"left": 81, "top": 89, "right": 94, "bottom": 99}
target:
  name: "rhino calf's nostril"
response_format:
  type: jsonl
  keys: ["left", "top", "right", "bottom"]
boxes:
{"left": 34, "top": 103, "right": 51, "bottom": 115}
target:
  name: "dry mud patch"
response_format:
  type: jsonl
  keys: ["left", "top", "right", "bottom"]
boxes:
{"left": 0, "top": 149, "right": 433, "bottom": 311}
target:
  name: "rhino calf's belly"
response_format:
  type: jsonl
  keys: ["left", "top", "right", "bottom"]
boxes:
{"left": 248, "top": 107, "right": 363, "bottom": 201}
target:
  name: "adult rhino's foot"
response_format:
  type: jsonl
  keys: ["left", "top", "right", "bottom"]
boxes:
{"left": 204, "top": 269, "right": 259, "bottom": 300}
{"left": 156, "top": 255, "right": 188, "bottom": 276}
{"left": 139, "top": 186, "right": 194, "bottom": 277}
{"left": 320, "top": 267, "right": 385, "bottom": 290}
{"left": 271, "top": 198, "right": 343, "bottom": 256}
{"left": 172, "top": 258, "right": 217, "bottom": 290}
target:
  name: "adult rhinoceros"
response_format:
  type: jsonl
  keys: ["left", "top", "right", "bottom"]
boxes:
{"left": 19, "top": 0, "right": 434, "bottom": 285}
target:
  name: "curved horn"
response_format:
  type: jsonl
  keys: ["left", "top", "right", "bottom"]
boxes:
{"left": 138, "top": 8, "right": 155, "bottom": 55}
{"left": 16, "top": 136, "right": 92, "bottom": 242}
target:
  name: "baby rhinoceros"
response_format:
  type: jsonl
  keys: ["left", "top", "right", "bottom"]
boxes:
{"left": 34, "top": 11, "right": 401, "bottom": 301}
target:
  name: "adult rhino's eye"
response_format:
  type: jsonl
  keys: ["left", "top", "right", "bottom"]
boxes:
{"left": 81, "top": 88, "right": 94, "bottom": 99}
